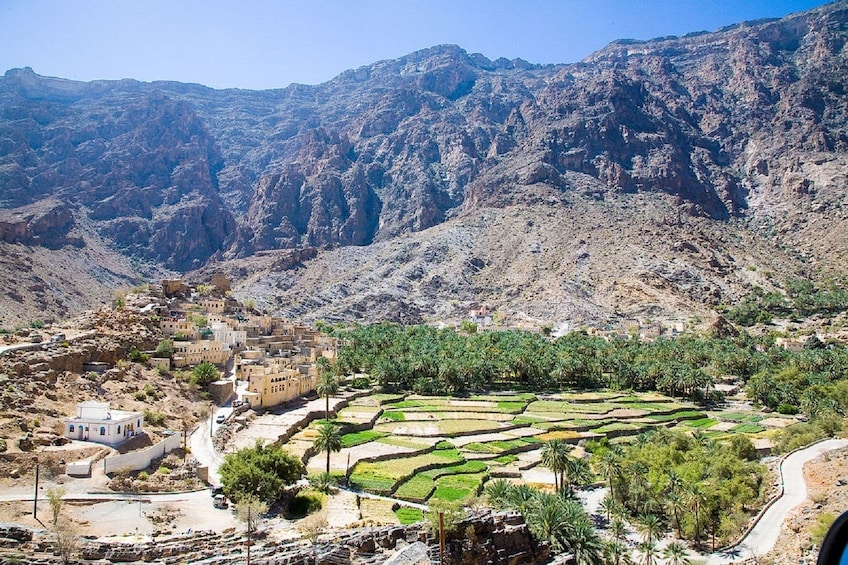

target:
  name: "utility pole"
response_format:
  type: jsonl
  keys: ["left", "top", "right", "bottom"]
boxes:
{"left": 439, "top": 511, "right": 445, "bottom": 565}
{"left": 246, "top": 504, "right": 252, "bottom": 565}
{"left": 33, "top": 463, "right": 39, "bottom": 519}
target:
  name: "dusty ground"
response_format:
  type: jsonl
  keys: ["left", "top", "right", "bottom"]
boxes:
{"left": 760, "top": 446, "right": 848, "bottom": 564}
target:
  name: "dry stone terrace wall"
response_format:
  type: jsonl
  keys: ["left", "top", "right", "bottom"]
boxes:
{"left": 0, "top": 511, "right": 548, "bottom": 564}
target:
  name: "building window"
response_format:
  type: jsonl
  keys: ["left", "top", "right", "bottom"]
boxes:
{"left": 100, "top": 426, "right": 106, "bottom": 435}
{"left": 69, "top": 425, "right": 75, "bottom": 433}
{"left": 117, "top": 425, "right": 121, "bottom": 434}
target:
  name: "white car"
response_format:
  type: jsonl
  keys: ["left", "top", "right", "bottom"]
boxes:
{"left": 215, "top": 414, "right": 226, "bottom": 424}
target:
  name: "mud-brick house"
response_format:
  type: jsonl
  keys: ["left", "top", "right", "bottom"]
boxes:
{"left": 172, "top": 339, "right": 231, "bottom": 368}
{"left": 64, "top": 401, "right": 144, "bottom": 445}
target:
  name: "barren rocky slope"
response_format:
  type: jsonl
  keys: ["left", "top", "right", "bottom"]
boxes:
{"left": 1, "top": 2, "right": 847, "bottom": 327}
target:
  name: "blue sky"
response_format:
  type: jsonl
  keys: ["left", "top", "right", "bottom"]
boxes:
{"left": 0, "top": 0, "right": 830, "bottom": 90}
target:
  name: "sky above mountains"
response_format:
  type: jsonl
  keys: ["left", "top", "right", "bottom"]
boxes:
{"left": 0, "top": 0, "right": 831, "bottom": 90}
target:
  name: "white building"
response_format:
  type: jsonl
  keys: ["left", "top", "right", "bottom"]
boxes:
{"left": 64, "top": 401, "right": 144, "bottom": 446}
{"left": 211, "top": 321, "right": 247, "bottom": 350}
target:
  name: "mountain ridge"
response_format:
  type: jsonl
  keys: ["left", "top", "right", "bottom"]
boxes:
{"left": 1, "top": 1, "right": 847, "bottom": 328}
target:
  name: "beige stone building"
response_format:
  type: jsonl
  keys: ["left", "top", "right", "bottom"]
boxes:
{"left": 172, "top": 340, "right": 231, "bottom": 368}
{"left": 240, "top": 359, "right": 316, "bottom": 408}
{"left": 160, "top": 318, "right": 198, "bottom": 340}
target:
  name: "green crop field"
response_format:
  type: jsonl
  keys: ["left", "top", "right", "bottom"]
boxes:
{"left": 394, "top": 474, "right": 435, "bottom": 502}
{"left": 430, "top": 472, "right": 487, "bottom": 503}
{"left": 350, "top": 448, "right": 464, "bottom": 493}
{"left": 341, "top": 430, "right": 387, "bottom": 448}
{"left": 646, "top": 410, "right": 706, "bottom": 422}
{"left": 395, "top": 507, "right": 424, "bottom": 525}
{"left": 730, "top": 423, "right": 767, "bottom": 434}
{"left": 682, "top": 418, "right": 719, "bottom": 429}
{"left": 376, "top": 418, "right": 503, "bottom": 436}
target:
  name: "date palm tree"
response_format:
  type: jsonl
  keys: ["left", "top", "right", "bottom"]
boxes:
{"left": 663, "top": 540, "right": 690, "bottom": 565}
{"left": 561, "top": 455, "right": 592, "bottom": 497}
{"left": 483, "top": 478, "right": 513, "bottom": 510}
{"left": 685, "top": 483, "right": 705, "bottom": 549}
{"left": 637, "top": 514, "right": 663, "bottom": 544}
{"left": 315, "top": 362, "right": 339, "bottom": 421}
{"left": 604, "top": 540, "right": 632, "bottom": 565}
{"left": 541, "top": 438, "right": 571, "bottom": 492}
{"left": 568, "top": 519, "right": 604, "bottom": 565}
{"left": 597, "top": 449, "right": 621, "bottom": 501}
{"left": 609, "top": 517, "right": 629, "bottom": 543}
{"left": 313, "top": 422, "right": 342, "bottom": 474}
{"left": 636, "top": 539, "right": 659, "bottom": 565}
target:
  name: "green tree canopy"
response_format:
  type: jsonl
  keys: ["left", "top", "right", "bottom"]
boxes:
{"left": 219, "top": 442, "right": 304, "bottom": 503}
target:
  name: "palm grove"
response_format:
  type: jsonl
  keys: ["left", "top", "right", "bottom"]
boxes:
{"left": 217, "top": 317, "right": 848, "bottom": 561}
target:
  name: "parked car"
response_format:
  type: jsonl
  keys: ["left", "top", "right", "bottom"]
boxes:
{"left": 211, "top": 486, "right": 224, "bottom": 497}
{"left": 213, "top": 494, "right": 228, "bottom": 509}
{"left": 232, "top": 400, "right": 243, "bottom": 408}
{"left": 215, "top": 414, "right": 226, "bottom": 424}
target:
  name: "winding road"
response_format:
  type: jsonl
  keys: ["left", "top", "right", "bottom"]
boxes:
{"left": 706, "top": 438, "right": 848, "bottom": 564}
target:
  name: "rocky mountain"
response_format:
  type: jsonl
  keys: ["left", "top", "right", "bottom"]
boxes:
{"left": 1, "top": 2, "right": 847, "bottom": 328}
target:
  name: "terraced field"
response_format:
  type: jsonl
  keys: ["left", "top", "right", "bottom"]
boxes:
{"left": 289, "top": 390, "right": 793, "bottom": 519}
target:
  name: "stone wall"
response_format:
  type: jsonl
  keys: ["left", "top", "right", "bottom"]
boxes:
{"left": 103, "top": 432, "right": 181, "bottom": 474}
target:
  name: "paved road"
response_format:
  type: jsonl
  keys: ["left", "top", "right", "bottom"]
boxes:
{"left": 707, "top": 438, "right": 848, "bottom": 564}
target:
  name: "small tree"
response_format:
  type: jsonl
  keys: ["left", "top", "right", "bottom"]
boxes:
{"left": 236, "top": 495, "right": 268, "bottom": 564}
{"left": 53, "top": 519, "right": 79, "bottom": 565}
{"left": 236, "top": 495, "right": 268, "bottom": 531}
{"left": 425, "top": 499, "right": 464, "bottom": 537}
{"left": 155, "top": 339, "right": 174, "bottom": 358}
{"left": 219, "top": 441, "right": 304, "bottom": 503}
{"left": 299, "top": 510, "right": 328, "bottom": 564}
{"left": 308, "top": 472, "right": 336, "bottom": 494}
{"left": 46, "top": 485, "right": 66, "bottom": 526}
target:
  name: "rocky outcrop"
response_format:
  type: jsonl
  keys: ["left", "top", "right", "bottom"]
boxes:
{"left": 0, "top": 200, "right": 81, "bottom": 248}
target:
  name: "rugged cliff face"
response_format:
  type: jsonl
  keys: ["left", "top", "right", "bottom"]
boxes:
{"left": 0, "top": 78, "right": 236, "bottom": 271}
{"left": 1, "top": 2, "right": 847, "bottom": 327}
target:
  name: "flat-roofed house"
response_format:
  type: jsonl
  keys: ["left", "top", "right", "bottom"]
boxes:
{"left": 64, "top": 401, "right": 144, "bottom": 446}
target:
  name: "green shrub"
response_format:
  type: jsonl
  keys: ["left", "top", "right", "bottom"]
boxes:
{"left": 289, "top": 490, "right": 323, "bottom": 518}
{"left": 777, "top": 404, "right": 799, "bottom": 415}
{"left": 155, "top": 340, "right": 174, "bottom": 358}
{"left": 128, "top": 349, "right": 149, "bottom": 364}
{"left": 775, "top": 422, "right": 825, "bottom": 453}
{"left": 137, "top": 471, "right": 149, "bottom": 481}
{"left": 191, "top": 362, "right": 220, "bottom": 388}
{"left": 812, "top": 512, "right": 837, "bottom": 547}
{"left": 351, "top": 377, "right": 371, "bottom": 389}
{"left": 143, "top": 410, "right": 167, "bottom": 426}
{"left": 30, "top": 320, "right": 44, "bottom": 329}
{"left": 157, "top": 466, "right": 171, "bottom": 475}
{"left": 308, "top": 472, "right": 336, "bottom": 493}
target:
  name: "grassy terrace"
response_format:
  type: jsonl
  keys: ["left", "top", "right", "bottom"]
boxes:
{"left": 300, "top": 391, "right": 783, "bottom": 509}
